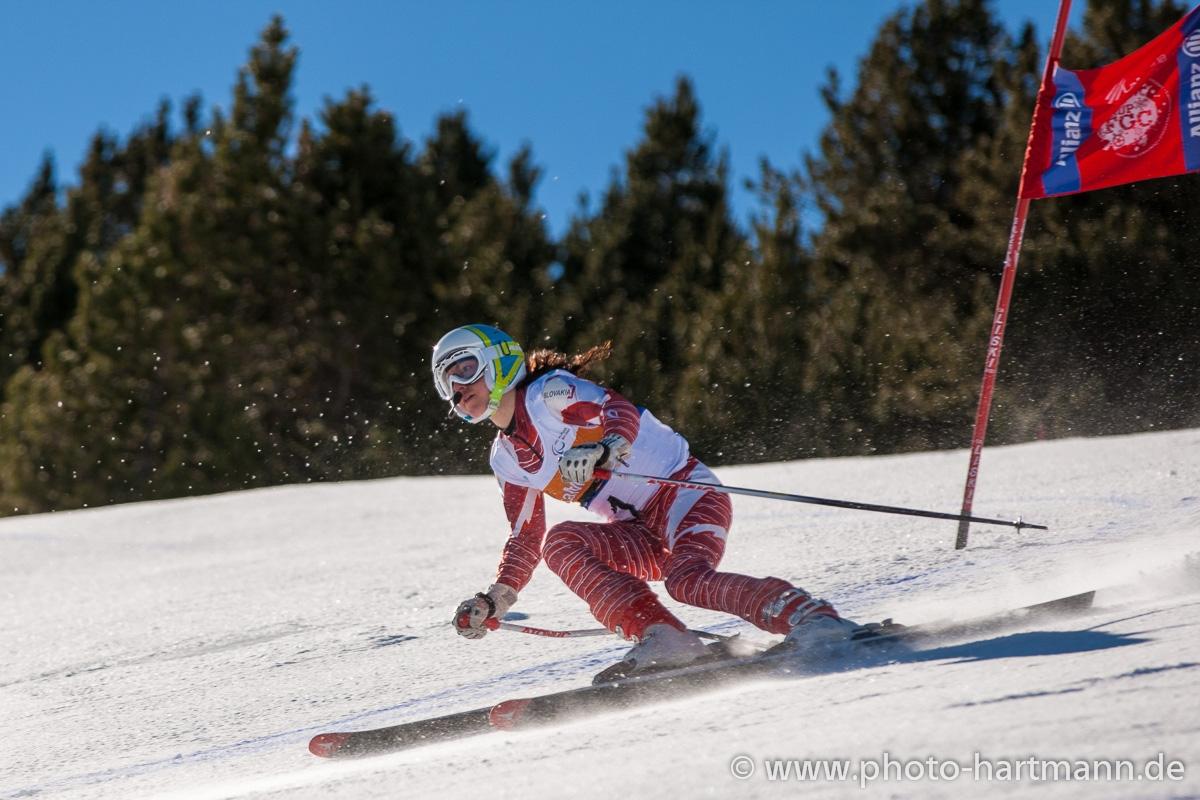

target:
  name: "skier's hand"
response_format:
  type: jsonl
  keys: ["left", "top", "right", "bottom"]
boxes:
{"left": 453, "top": 583, "right": 518, "bottom": 640}
{"left": 559, "top": 434, "right": 631, "bottom": 484}
{"left": 453, "top": 595, "right": 491, "bottom": 639}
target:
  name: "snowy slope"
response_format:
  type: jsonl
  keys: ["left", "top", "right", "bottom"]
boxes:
{"left": 2, "top": 429, "right": 1199, "bottom": 799}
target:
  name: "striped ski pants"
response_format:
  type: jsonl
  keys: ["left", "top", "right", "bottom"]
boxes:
{"left": 542, "top": 458, "right": 833, "bottom": 640}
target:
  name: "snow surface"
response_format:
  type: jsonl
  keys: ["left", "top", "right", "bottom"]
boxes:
{"left": 3, "top": 428, "right": 1199, "bottom": 799}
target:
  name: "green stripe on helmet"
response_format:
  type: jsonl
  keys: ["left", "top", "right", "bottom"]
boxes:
{"left": 465, "top": 325, "right": 493, "bottom": 346}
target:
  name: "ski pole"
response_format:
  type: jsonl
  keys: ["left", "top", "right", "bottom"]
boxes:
{"left": 597, "top": 470, "right": 1046, "bottom": 532}
{"left": 484, "top": 618, "right": 732, "bottom": 641}
{"left": 484, "top": 619, "right": 609, "bottom": 638}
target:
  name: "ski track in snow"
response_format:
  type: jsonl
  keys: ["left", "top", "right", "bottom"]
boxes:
{"left": 2, "top": 429, "right": 1200, "bottom": 799}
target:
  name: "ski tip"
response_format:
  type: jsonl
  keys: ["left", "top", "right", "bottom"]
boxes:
{"left": 488, "top": 698, "right": 532, "bottom": 731}
{"left": 309, "top": 732, "right": 352, "bottom": 758}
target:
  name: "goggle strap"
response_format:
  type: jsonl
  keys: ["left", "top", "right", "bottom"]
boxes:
{"left": 487, "top": 345, "right": 524, "bottom": 410}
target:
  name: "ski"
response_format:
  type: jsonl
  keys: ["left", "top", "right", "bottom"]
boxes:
{"left": 881, "top": 588, "right": 1096, "bottom": 642}
{"left": 308, "top": 589, "right": 1095, "bottom": 758}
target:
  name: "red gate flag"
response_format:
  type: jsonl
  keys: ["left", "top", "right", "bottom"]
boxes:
{"left": 1021, "top": 4, "right": 1200, "bottom": 199}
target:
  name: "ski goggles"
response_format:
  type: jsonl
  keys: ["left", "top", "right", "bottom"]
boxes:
{"left": 433, "top": 349, "right": 489, "bottom": 401}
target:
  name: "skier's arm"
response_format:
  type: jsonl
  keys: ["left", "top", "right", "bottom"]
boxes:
{"left": 596, "top": 388, "right": 639, "bottom": 445}
{"left": 550, "top": 376, "right": 639, "bottom": 483}
{"left": 453, "top": 480, "right": 545, "bottom": 639}
{"left": 495, "top": 481, "right": 547, "bottom": 592}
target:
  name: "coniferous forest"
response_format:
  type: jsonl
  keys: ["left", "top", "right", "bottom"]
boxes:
{"left": 2, "top": 1, "right": 1198, "bottom": 516}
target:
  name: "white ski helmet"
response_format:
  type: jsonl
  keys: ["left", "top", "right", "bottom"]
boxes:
{"left": 431, "top": 324, "right": 527, "bottom": 423}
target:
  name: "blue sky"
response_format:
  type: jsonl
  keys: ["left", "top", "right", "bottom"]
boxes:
{"left": 1, "top": 2, "right": 1083, "bottom": 237}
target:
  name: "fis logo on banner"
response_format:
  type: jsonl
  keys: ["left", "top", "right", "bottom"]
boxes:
{"left": 1105, "top": 79, "right": 1132, "bottom": 104}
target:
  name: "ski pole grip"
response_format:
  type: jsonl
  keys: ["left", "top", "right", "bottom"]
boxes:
{"left": 484, "top": 617, "right": 500, "bottom": 631}
{"left": 595, "top": 468, "right": 613, "bottom": 480}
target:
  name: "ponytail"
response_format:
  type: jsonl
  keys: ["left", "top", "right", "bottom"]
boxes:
{"left": 522, "top": 341, "right": 613, "bottom": 385}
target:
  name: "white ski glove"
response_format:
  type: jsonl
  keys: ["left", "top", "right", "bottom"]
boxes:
{"left": 558, "top": 434, "right": 632, "bottom": 484}
{"left": 453, "top": 583, "right": 518, "bottom": 640}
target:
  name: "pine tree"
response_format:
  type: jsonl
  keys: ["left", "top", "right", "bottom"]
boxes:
{"left": 556, "top": 78, "right": 748, "bottom": 455}
{"left": 0, "top": 17, "right": 560, "bottom": 512}
{"left": 0, "top": 156, "right": 60, "bottom": 391}
{"left": 682, "top": 162, "right": 816, "bottom": 462}
{"left": 0, "top": 18, "right": 301, "bottom": 511}
{"left": 803, "top": 0, "right": 1017, "bottom": 454}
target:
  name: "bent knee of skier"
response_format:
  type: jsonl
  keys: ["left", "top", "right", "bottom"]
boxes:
{"left": 663, "top": 561, "right": 715, "bottom": 603}
{"left": 663, "top": 532, "right": 726, "bottom": 601}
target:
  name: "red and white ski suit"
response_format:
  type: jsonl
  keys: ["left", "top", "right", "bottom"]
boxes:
{"left": 489, "top": 369, "right": 833, "bottom": 641}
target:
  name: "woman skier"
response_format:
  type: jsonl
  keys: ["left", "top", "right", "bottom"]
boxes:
{"left": 433, "top": 323, "right": 859, "bottom": 675}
